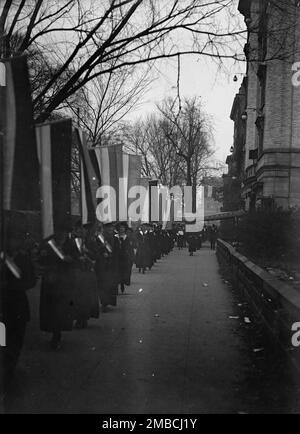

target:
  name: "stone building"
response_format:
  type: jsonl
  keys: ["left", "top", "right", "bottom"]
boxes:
{"left": 223, "top": 79, "right": 247, "bottom": 213}
{"left": 236, "top": 0, "right": 300, "bottom": 210}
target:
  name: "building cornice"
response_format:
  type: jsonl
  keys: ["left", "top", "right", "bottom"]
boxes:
{"left": 258, "top": 148, "right": 300, "bottom": 160}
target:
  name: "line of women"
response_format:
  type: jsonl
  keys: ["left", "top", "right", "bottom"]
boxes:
{"left": 1, "top": 219, "right": 175, "bottom": 399}
{"left": 39, "top": 221, "right": 175, "bottom": 350}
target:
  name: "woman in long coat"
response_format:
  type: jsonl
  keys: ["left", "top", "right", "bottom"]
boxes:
{"left": 187, "top": 234, "right": 197, "bottom": 256}
{"left": 69, "top": 223, "right": 100, "bottom": 329}
{"left": 94, "top": 223, "right": 120, "bottom": 312}
{"left": 117, "top": 222, "right": 135, "bottom": 293}
{"left": 39, "top": 231, "right": 76, "bottom": 350}
{"left": 135, "top": 226, "right": 152, "bottom": 273}
{"left": 2, "top": 224, "right": 36, "bottom": 391}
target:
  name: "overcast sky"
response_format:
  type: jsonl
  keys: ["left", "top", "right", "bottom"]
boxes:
{"left": 128, "top": 53, "right": 245, "bottom": 164}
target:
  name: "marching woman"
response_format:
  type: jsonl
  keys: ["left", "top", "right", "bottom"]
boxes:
{"left": 94, "top": 222, "right": 120, "bottom": 312}
{"left": 177, "top": 229, "right": 185, "bottom": 250}
{"left": 39, "top": 228, "right": 76, "bottom": 350}
{"left": 117, "top": 222, "right": 135, "bottom": 294}
{"left": 187, "top": 234, "right": 197, "bottom": 256}
{"left": 2, "top": 218, "right": 37, "bottom": 392}
{"left": 149, "top": 226, "right": 157, "bottom": 267}
{"left": 70, "top": 222, "right": 100, "bottom": 329}
{"left": 135, "top": 225, "right": 152, "bottom": 274}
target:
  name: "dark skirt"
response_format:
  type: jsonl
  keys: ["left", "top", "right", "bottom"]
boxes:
{"left": 188, "top": 241, "right": 197, "bottom": 253}
{"left": 40, "top": 266, "right": 75, "bottom": 333}
{"left": 119, "top": 258, "right": 133, "bottom": 286}
{"left": 73, "top": 268, "right": 100, "bottom": 321}
{"left": 95, "top": 269, "right": 118, "bottom": 307}
{"left": 135, "top": 246, "right": 152, "bottom": 269}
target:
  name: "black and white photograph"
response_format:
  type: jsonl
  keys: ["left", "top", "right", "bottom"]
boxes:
{"left": 1, "top": 0, "right": 300, "bottom": 417}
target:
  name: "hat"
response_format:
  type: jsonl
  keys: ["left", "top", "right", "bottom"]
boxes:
{"left": 116, "top": 221, "right": 129, "bottom": 231}
{"left": 103, "top": 221, "right": 115, "bottom": 227}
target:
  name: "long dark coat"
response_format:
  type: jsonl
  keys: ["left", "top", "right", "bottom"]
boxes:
{"left": 2, "top": 252, "right": 36, "bottom": 390}
{"left": 68, "top": 237, "right": 100, "bottom": 322}
{"left": 94, "top": 235, "right": 120, "bottom": 307}
{"left": 148, "top": 231, "right": 158, "bottom": 265}
{"left": 187, "top": 235, "right": 197, "bottom": 253}
{"left": 118, "top": 236, "right": 135, "bottom": 286}
{"left": 135, "top": 231, "right": 152, "bottom": 270}
{"left": 39, "top": 242, "right": 76, "bottom": 333}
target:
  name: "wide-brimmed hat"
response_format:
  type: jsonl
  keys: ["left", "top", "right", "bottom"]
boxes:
{"left": 102, "top": 221, "right": 116, "bottom": 227}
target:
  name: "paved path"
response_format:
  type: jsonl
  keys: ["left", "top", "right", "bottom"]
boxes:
{"left": 6, "top": 245, "right": 300, "bottom": 414}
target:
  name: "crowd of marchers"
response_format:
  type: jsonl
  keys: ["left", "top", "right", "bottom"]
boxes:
{"left": 0, "top": 220, "right": 219, "bottom": 400}
{"left": 0, "top": 220, "right": 175, "bottom": 398}
{"left": 178, "top": 224, "right": 219, "bottom": 255}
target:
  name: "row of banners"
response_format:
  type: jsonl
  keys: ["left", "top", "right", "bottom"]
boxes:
{"left": 0, "top": 56, "right": 180, "bottom": 244}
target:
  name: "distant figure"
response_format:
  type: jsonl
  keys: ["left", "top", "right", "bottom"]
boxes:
{"left": 209, "top": 225, "right": 218, "bottom": 250}
{"left": 187, "top": 235, "right": 197, "bottom": 256}
{"left": 177, "top": 230, "right": 185, "bottom": 250}
{"left": 196, "top": 233, "right": 202, "bottom": 250}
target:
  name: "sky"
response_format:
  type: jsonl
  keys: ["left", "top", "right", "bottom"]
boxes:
{"left": 128, "top": 54, "right": 245, "bottom": 164}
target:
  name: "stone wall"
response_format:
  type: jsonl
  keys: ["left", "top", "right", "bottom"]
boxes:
{"left": 217, "top": 238, "right": 300, "bottom": 367}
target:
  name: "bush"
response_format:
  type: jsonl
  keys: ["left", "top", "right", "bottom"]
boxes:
{"left": 237, "top": 208, "right": 300, "bottom": 264}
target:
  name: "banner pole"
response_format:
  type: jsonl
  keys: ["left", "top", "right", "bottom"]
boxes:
{"left": 0, "top": 56, "right": 6, "bottom": 408}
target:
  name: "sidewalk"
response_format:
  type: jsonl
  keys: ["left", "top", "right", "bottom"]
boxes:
{"left": 5, "top": 245, "right": 300, "bottom": 414}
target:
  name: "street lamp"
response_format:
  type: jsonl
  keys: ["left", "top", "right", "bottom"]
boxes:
{"left": 241, "top": 107, "right": 262, "bottom": 121}
{"left": 233, "top": 73, "right": 247, "bottom": 82}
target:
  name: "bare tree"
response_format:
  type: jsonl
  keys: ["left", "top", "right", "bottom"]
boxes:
{"left": 67, "top": 62, "right": 153, "bottom": 146}
{"left": 124, "top": 115, "right": 186, "bottom": 186}
{"left": 124, "top": 97, "right": 214, "bottom": 188}
{"left": 158, "top": 97, "right": 214, "bottom": 187}
{"left": 0, "top": 0, "right": 245, "bottom": 122}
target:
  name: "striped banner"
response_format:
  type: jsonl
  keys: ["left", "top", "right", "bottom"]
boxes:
{"left": 124, "top": 153, "right": 142, "bottom": 223}
{"left": 94, "top": 145, "right": 142, "bottom": 222}
{"left": 36, "top": 120, "right": 72, "bottom": 239}
{"left": 164, "top": 194, "right": 175, "bottom": 230}
{"left": 94, "top": 144, "right": 123, "bottom": 222}
{"left": 137, "top": 178, "right": 150, "bottom": 224}
{"left": 149, "top": 180, "right": 158, "bottom": 223}
{"left": 2, "top": 56, "right": 40, "bottom": 212}
{"left": 74, "top": 129, "right": 99, "bottom": 225}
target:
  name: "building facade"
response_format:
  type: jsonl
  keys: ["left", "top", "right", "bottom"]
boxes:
{"left": 234, "top": 0, "right": 300, "bottom": 210}
{"left": 223, "top": 79, "right": 247, "bottom": 213}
